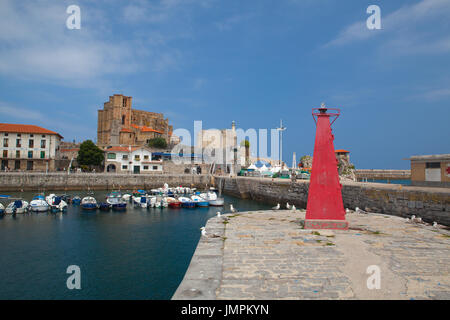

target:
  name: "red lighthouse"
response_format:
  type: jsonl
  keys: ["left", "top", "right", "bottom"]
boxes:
{"left": 305, "top": 104, "right": 348, "bottom": 230}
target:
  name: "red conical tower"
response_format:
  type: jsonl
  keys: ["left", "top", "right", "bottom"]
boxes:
{"left": 305, "top": 104, "right": 348, "bottom": 230}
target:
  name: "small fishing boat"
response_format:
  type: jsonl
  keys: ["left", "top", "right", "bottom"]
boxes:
{"left": 46, "top": 194, "right": 68, "bottom": 212}
{"left": 209, "top": 197, "right": 225, "bottom": 206}
{"left": 167, "top": 197, "right": 181, "bottom": 208}
{"left": 179, "top": 196, "right": 195, "bottom": 208}
{"left": 107, "top": 192, "right": 127, "bottom": 211}
{"left": 200, "top": 191, "right": 224, "bottom": 206}
{"left": 0, "top": 203, "right": 4, "bottom": 215}
{"left": 6, "top": 199, "right": 30, "bottom": 214}
{"left": 71, "top": 196, "right": 81, "bottom": 205}
{"left": 30, "top": 195, "right": 49, "bottom": 212}
{"left": 132, "top": 190, "right": 148, "bottom": 208}
{"left": 191, "top": 195, "right": 209, "bottom": 207}
{"left": 81, "top": 196, "right": 98, "bottom": 210}
{"left": 98, "top": 202, "right": 111, "bottom": 211}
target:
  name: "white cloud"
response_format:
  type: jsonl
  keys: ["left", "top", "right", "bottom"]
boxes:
{"left": 325, "top": 0, "right": 450, "bottom": 55}
{"left": 0, "top": 0, "right": 190, "bottom": 87}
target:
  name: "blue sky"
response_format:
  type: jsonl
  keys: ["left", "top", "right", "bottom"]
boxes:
{"left": 0, "top": 0, "right": 449, "bottom": 169}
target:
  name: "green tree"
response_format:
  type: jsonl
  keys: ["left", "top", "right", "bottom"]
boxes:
{"left": 148, "top": 137, "right": 167, "bottom": 149}
{"left": 77, "top": 140, "right": 104, "bottom": 168}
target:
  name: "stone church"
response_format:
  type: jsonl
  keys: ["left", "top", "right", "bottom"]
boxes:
{"left": 97, "top": 94, "right": 173, "bottom": 148}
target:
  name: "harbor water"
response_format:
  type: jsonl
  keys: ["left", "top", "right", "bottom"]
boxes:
{"left": 0, "top": 190, "right": 272, "bottom": 299}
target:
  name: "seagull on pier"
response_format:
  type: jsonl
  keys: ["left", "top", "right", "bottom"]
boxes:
{"left": 291, "top": 205, "right": 296, "bottom": 211}
{"left": 200, "top": 226, "right": 220, "bottom": 238}
{"left": 286, "top": 202, "right": 291, "bottom": 210}
{"left": 200, "top": 227, "right": 207, "bottom": 236}
{"left": 345, "top": 208, "right": 350, "bottom": 214}
{"left": 272, "top": 203, "right": 280, "bottom": 210}
{"left": 230, "top": 204, "right": 237, "bottom": 213}
{"left": 433, "top": 222, "right": 438, "bottom": 228}
{"left": 217, "top": 211, "right": 221, "bottom": 217}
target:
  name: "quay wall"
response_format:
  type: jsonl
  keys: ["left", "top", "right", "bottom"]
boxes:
{"left": 0, "top": 173, "right": 211, "bottom": 191}
{"left": 213, "top": 176, "right": 450, "bottom": 226}
{"left": 356, "top": 169, "right": 411, "bottom": 180}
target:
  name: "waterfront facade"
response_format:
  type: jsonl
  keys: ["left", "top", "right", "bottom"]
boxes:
{"left": 0, "top": 123, "right": 62, "bottom": 172}
{"left": 97, "top": 94, "right": 173, "bottom": 148}
{"left": 409, "top": 154, "right": 450, "bottom": 187}
{"left": 104, "top": 146, "right": 163, "bottom": 174}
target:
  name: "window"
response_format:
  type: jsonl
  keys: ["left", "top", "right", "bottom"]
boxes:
{"left": 134, "top": 155, "right": 140, "bottom": 161}
{"left": 3, "top": 138, "right": 8, "bottom": 147}
{"left": 426, "top": 162, "right": 440, "bottom": 168}
{"left": 17, "top": 134, "right": 21, "bottom": 137}
{"left": 28, "top": 151, "right": 33, "bottom": 159}
{"left": 16, "top": 151, "right": 20, "bottom": 158}
{"left": 122, "top": 154, "right": 128, "bottom": 160}
{"left": 4, "top": 133, "right": 8, "bottom": 136}
{"left": 29, "top": 139, "right": 34, "bottom": 148}
{"left": 122, "top": 115, "right": 125, "bottom": 125}
{"left": 42, "top": 135, "right": 45, "bottom": 138}
{"left": 3, "top": 150, "right": 8, "bottom": 158}
{"left": 40, "top": 151, "right": 45, "bottom": 159}
{"left": 143, "top": 165, "right": 149, "bottom": 170}
{"left": 16, "top": 139, "right": 21, "bottom": 147}
{"left": 27, "top": 161, "right": 33, "bottom": 170}
{"left": 30, "top": 134, "right": 33, "bottom": 137}
{"left": 153, "top": 166, "right": 158, "bottom": 170}
{"left": 107, "top": 153, "right": 116, "bottom": 159}
{"left": 144, "top": 155, "right": 149, "bottom": 160}
{"left": 122, "top": 165, "right": 128, "bottom": 170}
{"left": 14, "top": 160, "right": 20, "bottom": 170}
{"left": 41, "top": 140, "right": 46, "bottom": 148}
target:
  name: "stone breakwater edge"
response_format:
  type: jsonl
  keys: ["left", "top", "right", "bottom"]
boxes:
{"left": 173, "top": 209, "right": 450, "bottom": 300}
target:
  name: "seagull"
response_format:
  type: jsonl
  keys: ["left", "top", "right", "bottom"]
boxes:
{"left": 217, "top": 211, "right": 221, "bottom": 217}
{"left": 433, "top": 222, "right": 438, "bottom": 228}
{"left": 291, "top": 205, "right": 296, "bottom": 211}
{"left": 346, "top": 208, "right": 350, "bottom": 214}
{"left": 272, "top": 203, "right": 280, "bottom": 210}
{"left": 411, "top": 215, "right": 416, "bottom": 221}
{"left": 230, "top": 204, "right": 237, "bottom": 213}
{"left": 286, "top": 202, "right": 291, "bottom": 210}
{"left": 200, "top": 227, "right": 207, "bottom": 236}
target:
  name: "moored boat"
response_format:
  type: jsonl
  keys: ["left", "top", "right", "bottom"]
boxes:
{"left": 98, "top": 202, "right": 111, "bottom": 211}
{"left": 0, "top": 203, "right": 4, "bottom": 215}
{"left": 191, "top": 195, "right": 209, "bottom": 207}
{"left": 179, "top": 196, "right": 195, "bottom": 208}
{"left": 30, "top": 195, "right": 49, "bottom": 212}
{"left": 167, "top": 197, "right": 181, "bottom": 208}
{"left": 107, "top": 191, "right": 127, "bottom": 211}
{"left": 72, "top": 196, "right": 81, "bottom": 205}
{"left": 81, "top": 196, "right": 98, "bottom": 210}
{"left": 5, "top": 199, "right": 29, "bottom": 214}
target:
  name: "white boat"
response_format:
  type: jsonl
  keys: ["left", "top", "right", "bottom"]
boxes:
{"left": 122, "top": 193, "right": 132, "bottom": 202}
{"left": 30, "top": 195, "right": 49, "bottom": 212}
{"left": 81, "top": 196, "right": 98, "bottom": 210}
{"left": 191, "top": 195, "right": 209, "bottom": 207}
{"left": 46, "top": 194, "right": 68, "bottom": 212}
{"left": 0, "top": 203, "right": 4, "bottom": 215}
{"left": 5, "top": 199, "right": 29, "bottom": 214}
{"left": 133, "top": 195, "right": 148, "bottom": 208}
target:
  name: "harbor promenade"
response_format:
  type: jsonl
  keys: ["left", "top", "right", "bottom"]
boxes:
{"left": 173, "top": 209, "right": 450, "bottom": 300}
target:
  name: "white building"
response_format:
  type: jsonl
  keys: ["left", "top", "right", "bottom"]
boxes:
{"left": 104, "top": 146, "right": 163, "bottom": 174}
{"left": 0, "top": 123, "right": 62, "bottom": 171}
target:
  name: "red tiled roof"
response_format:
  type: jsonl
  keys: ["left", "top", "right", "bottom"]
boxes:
{"left": 0, "top": 123, "right": 63, "bottom": 138}
{"left": 335, "top": 149, "right": 350, "bottom": 153}
{"left": 120, "top": 127, "right": 133, "bottom": 133}
{"left": 131, "top": 124, "right": 164, "bottom": 134}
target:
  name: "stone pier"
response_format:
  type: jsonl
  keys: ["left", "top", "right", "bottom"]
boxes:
{"left": 173, "top": 209, "right": 450, "bottom": 300}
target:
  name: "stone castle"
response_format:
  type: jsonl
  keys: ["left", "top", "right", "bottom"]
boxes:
{"left": 97, "top": 94, "right": 173, "bottom": 148}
